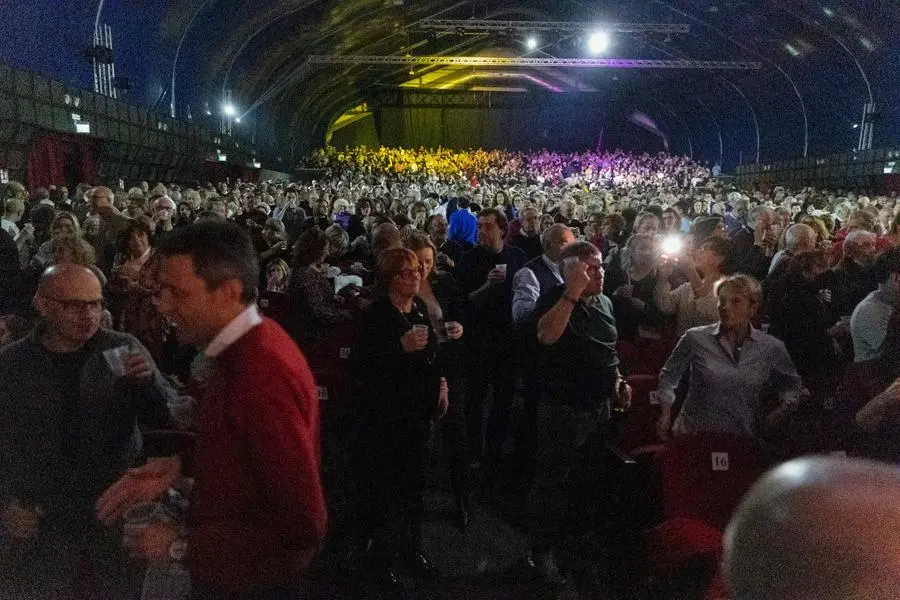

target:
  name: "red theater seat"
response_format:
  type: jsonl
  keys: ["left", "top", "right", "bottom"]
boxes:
{"left": 258, "top": 291, "right": 293, "bottom": 332}
{"left": 655, "top": 433, "right": 767, "bottom": 530}
{"left": 612, "top": 375, "right": 662, "bottom": 454}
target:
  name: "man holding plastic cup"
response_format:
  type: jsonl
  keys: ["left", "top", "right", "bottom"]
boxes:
{"left": 458, "top": 208, "right": 527, "bottom": 468}
{"left": 96, "top": 222, "right": 327, "bottom": 599}
{"left": 0, "top": 264, "right": 175, "bottom": 597}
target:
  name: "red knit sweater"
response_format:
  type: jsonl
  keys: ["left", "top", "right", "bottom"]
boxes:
{"left": 186, "top": 318, "right": 327, "bottom": 592}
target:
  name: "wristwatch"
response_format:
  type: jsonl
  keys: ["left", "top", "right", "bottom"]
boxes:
{"left": 168, "top": 539, "right": 188, "bottom": 562}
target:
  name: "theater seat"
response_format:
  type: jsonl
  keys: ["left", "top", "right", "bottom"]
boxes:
{"left": 617, "top": 341, "right": 647, "bottom": 374}
{"left": 646, "top": 517, "right": 722, "bottom": 572}
{"left": 655, "top": 433, "right": 768, "bottom": 530}
{"left": 612, "top": 375, "right": 662, "bottom": 453}
{"left": 258, "top": 291, "right": 294, "bottom": 332}
{"left": 638, "top": 338, "right": 672, "bottom": 375}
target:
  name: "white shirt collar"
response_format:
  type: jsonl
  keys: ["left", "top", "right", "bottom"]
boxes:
{"left": 204, "top": 304, "right": 263, "bottom": 358}
{"left": 542, "top": 255, "right": 564, "bottom": 282}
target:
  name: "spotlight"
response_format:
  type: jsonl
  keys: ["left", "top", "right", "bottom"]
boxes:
{"left": 588, "top": 31, "right": 610, "bottom": 54}
{"left": 852, "top": 123, "right": 859, "bottom": 129}
{"left": 525, "top": 36, "right": 538, "bottom": 51}
{"left": 223, "top": 104, "right": 236, "bottom": 117}
{"left": 235, "top": 117, "right": 241, "bottom": 123}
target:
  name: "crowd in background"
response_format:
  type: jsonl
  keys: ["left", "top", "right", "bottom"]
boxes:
{"left": 1, "top": 145, "right": 900, "bottom": 598}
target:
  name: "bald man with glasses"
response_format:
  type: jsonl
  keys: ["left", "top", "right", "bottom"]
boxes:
{"left": 0, "top": 264, "right": 175, "bottom": 598}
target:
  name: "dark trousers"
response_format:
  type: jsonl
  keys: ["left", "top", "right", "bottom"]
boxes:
{"left": 353, "top": 418, "right": 431, "bottom": 559}
{"left": 515, "top": 350, "right": 541, "bottom": 493}
{"left": 441, "top": 374, "right": 471, "bottom": 499}
{"left": 464, "top": 335, "right": 517, "bottom": 462}
{"left": 527, "top": 403, "right": 608, "bottom": 550}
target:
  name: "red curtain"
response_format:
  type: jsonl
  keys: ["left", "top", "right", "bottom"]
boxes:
{"left": 26, "top": 133, "right": 97, "bottom": 189}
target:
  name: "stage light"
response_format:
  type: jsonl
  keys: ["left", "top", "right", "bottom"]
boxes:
{"left": 525, "top": 36, "right": 538, "bottom": 51}
{"left": 588, "top": 31, "right": 610, "bottom": 54}
{"left": 223, "top": 104, "right": 236, "bottom": 117}
{"left": 852, "top": 123, "right": 859, "bottom": 129}
{"left": 235, "top": 117, "right": 241, "bottom": 123}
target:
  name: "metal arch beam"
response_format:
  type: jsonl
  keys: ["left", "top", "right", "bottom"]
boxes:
{"left": 627, "top": 35, "right": 760, "bottom": 165}
{"left": 693, "top": 97, "right": 723, "bottom": 167}
{"left": 241, "top": 1, "right": 473, "bottom": 120}
{"left": 416, "top": 19, "right": 690, "bottom": 34}
{"left": 717, "top": 77, "right": 760, "bottom": 165}
{"left": 649, "top": 0, "right": 808, "bottom": 157}
{"left": 650, "top": 98, "right": 693, "bottom": 159}
{"left": 226, "top": 1, "right": 470, "bottom": 109}
{"left": 307, "top": 55, "right": 761, "bottom": 69}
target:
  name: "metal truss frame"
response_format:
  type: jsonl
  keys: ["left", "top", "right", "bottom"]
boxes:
{"left": 365, "top": 89, "right": 607, "bottom": 109}
{"left": 307, "top": 55, "right": 761, "bottom": 69}
{"left": 416, "top": 19, "right": 691, "bottom": 34}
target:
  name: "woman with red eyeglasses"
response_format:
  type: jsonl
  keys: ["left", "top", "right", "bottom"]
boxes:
{"left": 351, "top": 247, "right": 448, "bottom": 586}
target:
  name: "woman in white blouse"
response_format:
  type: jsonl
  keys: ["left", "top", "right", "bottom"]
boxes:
{"left": 654, "top": 236, "right": 730, "bottom": 337}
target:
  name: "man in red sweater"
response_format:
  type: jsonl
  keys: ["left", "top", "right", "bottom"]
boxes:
{"left": 96, "top": 222, "right": 327, "bottom": 599}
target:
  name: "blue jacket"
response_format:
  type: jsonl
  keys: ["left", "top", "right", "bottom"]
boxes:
{"left": 448, "top": 209, "right": 477, "bottom": 245}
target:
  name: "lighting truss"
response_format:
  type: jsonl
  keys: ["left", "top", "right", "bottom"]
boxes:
{"left": 307, "top": 55, "right": 762, "bottom": 70}
{"left": 416, "top": 19, "right": 691, "bottom": 34}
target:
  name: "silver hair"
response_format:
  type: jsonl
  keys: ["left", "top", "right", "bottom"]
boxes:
{"left": 843, "top": 229, "right": 876, "bottom": 251}
{"left": 540, "top": 223, "right": 571, "bottom": 253}
{"left": 747, "top": 206, "right": 772, "bottom": 230}
{"left": 784, "top": 223, "right": 815, "bottom": 250}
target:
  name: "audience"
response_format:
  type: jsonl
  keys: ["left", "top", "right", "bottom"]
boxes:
{"left": 1, "top": 144, "right": 898, "bottom": 597}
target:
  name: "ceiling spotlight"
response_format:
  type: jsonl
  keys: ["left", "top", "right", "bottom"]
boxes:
{"left": 526, "top": 36, "right": 539, "bottom": 51}
{"left": 588, "top": 31, "right": 610, "bottom": 55}
{"left": 235, "top": 117, "right": 241, "bottom": 123}
{"left": 852, "top": 123, "right": 859, "bottom": 129}
{"left": 223, "top": 104, "right": 236, "bottom": 117}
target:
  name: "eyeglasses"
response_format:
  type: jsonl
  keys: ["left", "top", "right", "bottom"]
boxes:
{"left": 396, "top": 266, "right": 425, "bottom": 280}
{"left": 44, "top": 297, "right": 105, "bottom": 312}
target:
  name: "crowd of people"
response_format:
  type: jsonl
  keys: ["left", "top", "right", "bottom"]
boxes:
{"left": 0, "top": 145, "right": 899, "bottom": 599}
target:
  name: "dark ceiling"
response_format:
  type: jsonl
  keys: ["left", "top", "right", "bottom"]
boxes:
{"left": 1, "top": 0, "right": 898, "bottom": 165}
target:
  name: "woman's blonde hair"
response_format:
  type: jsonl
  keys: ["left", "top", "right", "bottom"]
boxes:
{"left": 52, "top": 211, "right": 82, "bottom": 237}
{"left": 51, "top": 234, "right": 96, "bottom": 266}
{"left": 715, "top": 274, "right": 762, "bottom": 308}
{"left": 324, "top": 224, "right": 349, "bottom": 255}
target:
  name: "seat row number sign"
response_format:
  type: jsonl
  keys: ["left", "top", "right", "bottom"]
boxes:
{"left": 712, "top": 452, "right": 729, "bottom": 471}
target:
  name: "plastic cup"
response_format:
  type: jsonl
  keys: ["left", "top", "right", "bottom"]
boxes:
{"left": 444, "top": 321, "right": 461, "bottom": 340}
{"left": 412, "top": 324, "right": 429, "bottom": 343}
{"left": 102, "top": 345, "right": 131, "bottom": 376}
{"left": 494, "top": 263, "right": 507, "bottom": 279}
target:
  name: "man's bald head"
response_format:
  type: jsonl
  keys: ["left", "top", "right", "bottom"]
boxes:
{"left": 372, "top": 223, "right": 402, "bottom": 255}
{"left": 37, "top": 263, "right": 102, "bottom": 300}
{"left": 784, "top": 223, "right": 817, "bottom": 253}
{"left": 725, "top": 457, "right": 900, "bottom": 600}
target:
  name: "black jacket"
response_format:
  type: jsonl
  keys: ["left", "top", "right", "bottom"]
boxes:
{"left": 353, "top": 295, "right": 443, "bottom": 425}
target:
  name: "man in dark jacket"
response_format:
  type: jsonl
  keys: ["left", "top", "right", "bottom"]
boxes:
{"left": 458, "top": 208, "right": 527, "bottom": 465}
{"left": 0, "top": 264, "right": 174, "bottom": 598}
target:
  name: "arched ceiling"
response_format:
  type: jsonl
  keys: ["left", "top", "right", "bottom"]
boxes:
{"left": 157, "top": 1, "right": 900, "bottom": 160}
